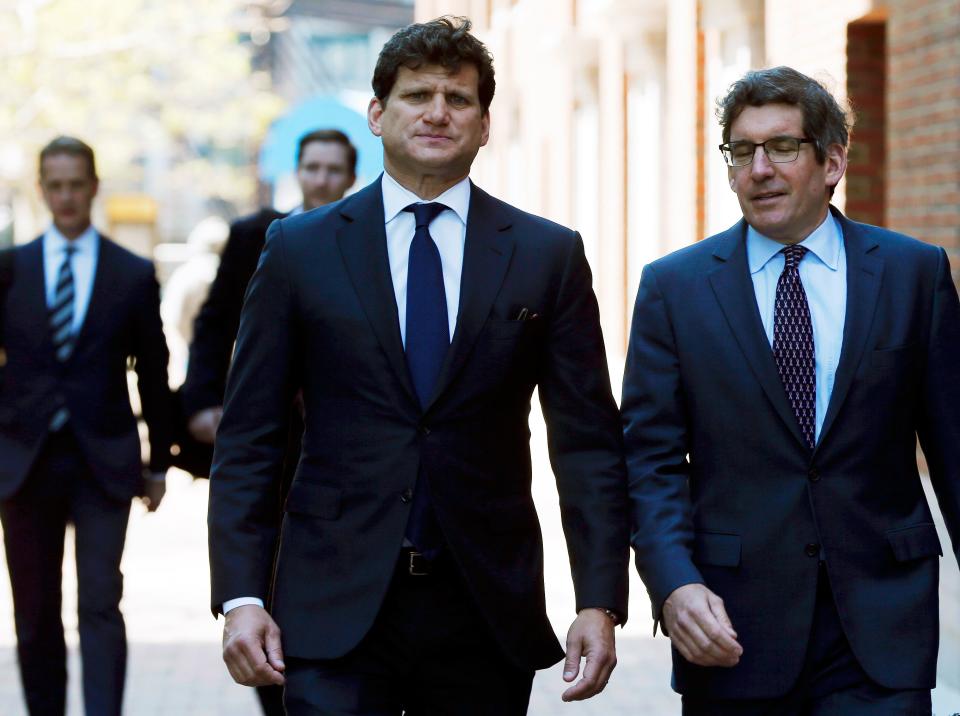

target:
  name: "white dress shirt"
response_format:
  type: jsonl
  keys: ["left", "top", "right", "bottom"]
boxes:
{"left": 43, "top": 224, "right": 100, "bottom": 333}
{"left": 222, "top": 172, "right": 471, "bottom": 615}
{"left": 746, "top": 212, "right": 847, "bottom": 442}
{"left": 382, "top": 171, "right": 469, "bottom": 344}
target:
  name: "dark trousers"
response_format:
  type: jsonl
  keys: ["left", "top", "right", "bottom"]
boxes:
{"left": 283, "top": 551, "right": 535, "bottom": 715}
{"left": 0, "top": 429, "right": 131, "bottom": 716}
{"left": 682, "top": 564, "right": 932, "bottom": 716}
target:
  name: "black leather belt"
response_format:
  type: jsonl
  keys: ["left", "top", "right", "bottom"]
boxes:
{"left": 399, "top": 548, "right": 440, "bottom": 576}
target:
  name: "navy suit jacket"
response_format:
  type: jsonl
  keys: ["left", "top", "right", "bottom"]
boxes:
{"left": 0, "top": 235, "right": 173, "bottom": 501}
{"left": 208, "top": 179, "right": 629, "bottom": 670}
{"left": 623, "top": 208, "right": 960, "bottom": 698}
{"left": 182, "top": 208, "right": 285, "bottom": 417}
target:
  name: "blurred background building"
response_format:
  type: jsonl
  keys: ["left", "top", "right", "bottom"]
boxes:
{"left": 0, "top": 0, "right": 414, "bottom": 253}
{"left": 416, "top": 0, "right": 960, "bottom": 695}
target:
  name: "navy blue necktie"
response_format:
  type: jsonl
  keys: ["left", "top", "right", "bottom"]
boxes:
{"left": 403, "top": 201, "right": 449, "bottom": 557}
{"left": 773, "top": 244, "right": 816, "bottom": 450}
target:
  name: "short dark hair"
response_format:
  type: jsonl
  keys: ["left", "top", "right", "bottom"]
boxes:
{"left": 717, "top": 66, "right": 851, "bottom": 164}
{"left": 372, "top": 16, "right": 495, "bottom": 114}
{"left": 39, "top": 136, "right": 98, "bottom": 181}
{"left": 296, "top": 129, "right": 358, "bottom": 174}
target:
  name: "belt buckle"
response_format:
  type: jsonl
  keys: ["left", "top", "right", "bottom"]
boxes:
{"left": 408, "top": 551, "right": 429, "bottom": 576}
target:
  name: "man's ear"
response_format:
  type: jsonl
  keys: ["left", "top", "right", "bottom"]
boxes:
{"left": 824, "top": 143, "right": 847, "bottom": 192}
{"left": 479, "top": 110, "right": 490, "bottom": 148}
{"left": 367, "top": 97, "right": 384, "bottom": 138}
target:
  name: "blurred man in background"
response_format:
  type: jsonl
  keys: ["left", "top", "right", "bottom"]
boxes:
{"left": 181, "top": 128, "right": 355, "bottom": 716}
{"left": 182, "top": 128, "right": 357, "bottom": 444}
{"left": 0, "top": 136, "right": 173, "bottom": 716}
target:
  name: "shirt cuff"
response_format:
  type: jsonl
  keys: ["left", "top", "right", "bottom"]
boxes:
{"left": 223, "top": 597, "right": 264, "bottom": 614}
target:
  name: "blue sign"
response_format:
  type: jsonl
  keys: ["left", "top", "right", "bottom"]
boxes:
{"left": 258, "top": 96, "right": 382, "bottom": 186}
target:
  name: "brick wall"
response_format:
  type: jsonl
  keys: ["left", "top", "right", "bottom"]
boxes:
{"left": 845, "top": 20, "right": 885, "bottom": 227}
{"left": 886, "top": 1, "right": 960, "bottom": 694}
{"left": 886, "top": 0, "right": 960, "bottom": 282}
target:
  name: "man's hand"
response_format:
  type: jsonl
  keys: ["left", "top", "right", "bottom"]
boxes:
{"left": 662, "top": 583, "right": 742, "bottom": 667}
{"left": 141, "top": 473, "right": 166, "bottom": 512}
{"left": 222, "top": 605, "right": 286, "bottom": 687}
{"left": 560, "top": 608, "right": 617, "bottom": 702}
{"left": 188, "top": 406, "right": 223, "bottom": 444}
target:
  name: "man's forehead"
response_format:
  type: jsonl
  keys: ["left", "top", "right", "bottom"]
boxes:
{"left": 730, "top": 103, "right": 803, "bottom": 138}
{"left": 299, "top": 141, "right": 350, "bottom": 165}
{"left": 40, "top": 153, "right": 94, "bottom": 180}
{"left": 396, "top": 62, "right": 479, "bottom": 87}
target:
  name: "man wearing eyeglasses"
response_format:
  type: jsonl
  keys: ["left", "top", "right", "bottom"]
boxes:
{"left": 623, "top": 66, "right": 960, "bottom": 714}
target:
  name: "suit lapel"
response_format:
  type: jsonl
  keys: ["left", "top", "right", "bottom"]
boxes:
{"left": 708, "top": 221, "right": 809, "bottom": 449}
{"left": 20, "top": 238, "right": 52, "bottom": 352}
{"left": 336, "top": 180, "right": 418, "bottom": 404}
{"left": 816, "top": 209, "right": 882, "bottom": 448}
{"left": 426, "top": 183, "right": 515, "bottom": 411}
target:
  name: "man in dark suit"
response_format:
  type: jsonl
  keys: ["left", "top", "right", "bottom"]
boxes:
{"left": 0, "top": 136, "right": 173, "bottom": 715}
{"left": 182, "top": 128, "right": 357, "bottom": 446}
{"left": 623, "top": 66, "right": 960, "bottom": 714}
{"left": 183, "top": 129, "right": 355, "bottom": 716}
{"left": 208, "top": 17, "right": 629, "bottom": 715}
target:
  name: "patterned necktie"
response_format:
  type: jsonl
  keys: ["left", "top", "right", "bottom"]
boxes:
{"left": 773, "top": 244, "right": 815, "bottom": 450}
{"left": 49, "top": 244, "right": 77, "bottom": 430}
{"left": 402, "top": 201, "right": 449, "bottom": 558}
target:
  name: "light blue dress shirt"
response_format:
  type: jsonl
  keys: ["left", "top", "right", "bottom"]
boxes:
{"left": 43, "top": 224, "right": 100, "bottom": 334}
{"left": 746, "top": 213, "right": 846, "bottom": 442}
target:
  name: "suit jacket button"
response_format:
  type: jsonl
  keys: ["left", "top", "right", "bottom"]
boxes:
{"left": 805, "top": 542, "right": 820, "bottom": 558}
{"left": 401, "top": 488, "right": 413, "bottom": 503}
{"left": 808, "top": 468, "right": 820, "bottom": 482}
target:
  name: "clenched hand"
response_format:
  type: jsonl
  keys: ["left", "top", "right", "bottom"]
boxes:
{"left": 662, "top": 583, "right": 742, "bottom": 667}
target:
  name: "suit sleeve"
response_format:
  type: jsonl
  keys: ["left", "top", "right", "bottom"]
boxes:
{"left": 537, "top": 232, "right": 630, "bottom": 620}
{"left": 181, "top": 220, "right": 267, "bottom": 417}
{"left": 621, "top": 264, "right": 704, "bottom": 622}
{"left": 917, "top": 247, "right": 960, "bottom": 563}
{"left": 207, "top": 220, "right": 296, "bottom": 611}
{"left": 132, "top": 263, "right": 175, "bottom": 473}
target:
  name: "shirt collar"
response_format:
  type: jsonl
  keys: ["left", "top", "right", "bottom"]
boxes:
{"left": 746, "top": 212, "right": 842, "bottom": 274}
{"left": 44, "top": 223, "right": 98, "bottom": 257}
{"left": 381, "top": 171, "right": 471, "bottom": 226}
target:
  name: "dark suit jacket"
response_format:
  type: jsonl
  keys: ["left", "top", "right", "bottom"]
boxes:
{"left": 0, "top": 234, "right": 173, "bottom": 501}
{"left": 208, "top": 179, "right": 629, "bottom": 671}
{"left": 181, "top": 208, "right": 285, "bottom": 417}
{"left": 623, "top": 207, "right": 960, "bottom": 698}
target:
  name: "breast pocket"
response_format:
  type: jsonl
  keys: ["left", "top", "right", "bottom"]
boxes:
{"left": 483, "top": 318, "right": 528, "bottom": 343}
{"left": 868, "top": 343, "right": 917, "bottom": 375}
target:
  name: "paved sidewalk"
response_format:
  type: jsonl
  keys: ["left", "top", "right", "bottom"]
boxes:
{"left": 0, "top": 468, "right": 677, "bottom": 715}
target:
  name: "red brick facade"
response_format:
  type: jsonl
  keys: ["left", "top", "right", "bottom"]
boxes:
{"left": 846, "top": 20, "right": 886, "bottom": 229}
{"left": 886, "top": 0, "right": 960, "bottom": 281}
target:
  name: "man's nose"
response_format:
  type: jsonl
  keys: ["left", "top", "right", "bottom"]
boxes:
{"left": 750, "top": 145, "right": 775, "bottom": 179}
{"left": 423, "top": 95, "right": 450, "bottom": 123}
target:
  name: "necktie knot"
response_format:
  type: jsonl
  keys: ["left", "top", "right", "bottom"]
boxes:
{"left": 781, "top": 244, "right": 808, "bottom": 271}
{"left": 404, "top": 202, "right": 448, "bottom": 230}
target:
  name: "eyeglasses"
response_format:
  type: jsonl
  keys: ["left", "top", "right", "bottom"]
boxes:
{"left": 719, "top": 137, "right": 814, "bottom": 167}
